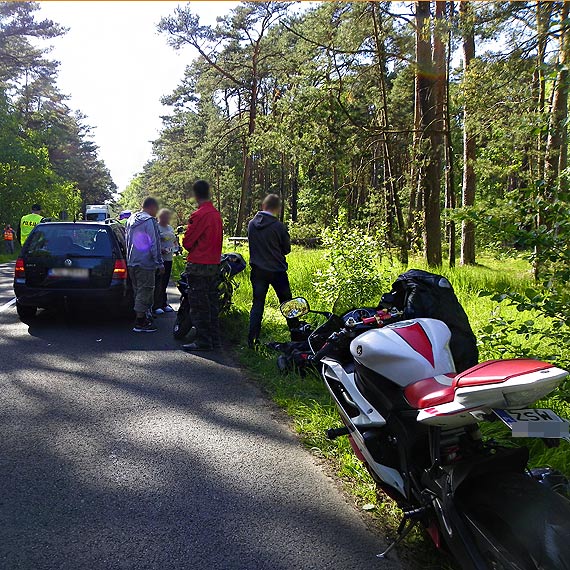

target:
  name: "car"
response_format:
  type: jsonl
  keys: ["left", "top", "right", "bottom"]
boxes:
{"left": 14, "top": 221, "right": 133, "bottom": 321}
{"left": 85, "top": 204, "right": 112, "bottom": 221}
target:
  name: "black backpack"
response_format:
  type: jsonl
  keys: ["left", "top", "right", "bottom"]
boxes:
{"left": 380, "top": 269, "right": 478, "bottom": 373}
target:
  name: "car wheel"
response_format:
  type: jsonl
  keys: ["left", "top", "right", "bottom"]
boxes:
{"left": 16, "top": 302, "right": 37, "bottom": 322}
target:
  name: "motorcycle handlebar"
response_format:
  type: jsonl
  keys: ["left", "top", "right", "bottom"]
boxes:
{"left": 360, "top": 309, "right": 397, "bottom": 327}
{"left": 312, "top": 342, "right": 335, "bottom": 362}
{"left": 310, "top": 309, "right": 402, "bottom": 362}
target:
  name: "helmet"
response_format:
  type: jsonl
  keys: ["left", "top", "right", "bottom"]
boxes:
{"left": 119, "top": 210, "right": 132, "bottom": 220}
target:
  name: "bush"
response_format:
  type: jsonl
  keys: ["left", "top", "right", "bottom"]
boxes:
{"left": 288, "top": 221, "right": 322, "bottom": 246}
{"left": 314, "top": 227, "right": 388, "bottom": 313}
{"left": 479, "top": 199, "right": 570, "bottom": 369}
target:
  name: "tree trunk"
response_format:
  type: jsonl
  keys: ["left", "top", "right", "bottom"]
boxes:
{"left": 434, "top": 1, "right": 447, "bottom": 262}
{"left": 370, "top": 1, "right": 408, "bottom": 262}
{"left": 235, "top": 43, "right": 260, "bottom": 236}
{"left": 408, "top": 20, "right": 422, "bottom": 253}
{"left": 279, "top": 153, "right": 286, "bottom": 222}
{"left": 215, "top": 162, "right": 221, "bottom": 210}
{"left": 290, "top": 161, "right": 299, "bottom": 223}
{"left": 383, "top": 144, "right": 394, "bottom": 242}
{"left": 536, "top": 2, "right": 553, "bottom": 182}
{"left": 444, "top": 1, "right": 456, "bottom": 267}
{"left": 460, "top": 0, "right": 476, "bottom": 266}
{"left": 416, "top": 0, "right": 442, "bottom": 266}
{"left": 544, "top": 1, "right": 570, "bottom": 199}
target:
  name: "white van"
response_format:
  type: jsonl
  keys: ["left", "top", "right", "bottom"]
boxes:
{"left": 85, "top": 204, "right": 112, "bottom": 222}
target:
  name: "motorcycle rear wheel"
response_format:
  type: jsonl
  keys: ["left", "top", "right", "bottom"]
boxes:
{"left": 218, "top": 279, "right": 233, "bottom": 314}
{"left": 173, "top": 298, "right": 193, "bottom": 339}
{"left": 459, "top": 471, "right": 570, "bottom": 570}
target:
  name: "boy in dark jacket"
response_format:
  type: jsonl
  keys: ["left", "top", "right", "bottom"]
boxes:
{"left": 247, "top": 194, "right": 298, "bottom": 347}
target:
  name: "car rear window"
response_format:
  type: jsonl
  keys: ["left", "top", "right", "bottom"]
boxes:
{"left": 85, "top": 213, "right": 107, "bottom": 222}
{"left": 26, "top": 226, "right": 113, "bottom": 258}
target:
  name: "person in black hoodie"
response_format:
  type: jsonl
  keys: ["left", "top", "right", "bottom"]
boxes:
{"left": 247, "top": 194, "right": 299, "bottom": 348}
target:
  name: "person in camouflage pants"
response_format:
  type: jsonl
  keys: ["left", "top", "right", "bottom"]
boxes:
{"left": 185, "top": 263, "right": 221, "bottom": 349}
{"left": 181, "top": 180, "right": 224, "bottom": 352}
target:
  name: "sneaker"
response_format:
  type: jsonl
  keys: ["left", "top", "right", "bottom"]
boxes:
{"left": 133, "top": 319, "right": 158, "bottom": 333}
{"left": 182, "top": 342, "right": 212, "bottom": 352}
{"left": 163, "top": 305, "right": 174, "bottom": 313}
{"left": 154, "top": 308, "right": 165, "bottom": 315}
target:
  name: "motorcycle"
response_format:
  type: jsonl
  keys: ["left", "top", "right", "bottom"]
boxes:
{"left": 173, "top": 252, "right": 246, "bottom": 339}
{"left": 280, "top": 297, "right": 570, "bottom": 569}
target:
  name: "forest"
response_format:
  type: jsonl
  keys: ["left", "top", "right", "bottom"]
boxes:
{"left": 141, "top": 2, "right": 570, "bottom": 487}
{"left": 119, "top": 0, "right": 570, "bottom": 277}
{"left": 0, "top": 2, "right": 115, "bottom": 226}
{"left": 5, "top": 1, "right": 570, "bottom": 551}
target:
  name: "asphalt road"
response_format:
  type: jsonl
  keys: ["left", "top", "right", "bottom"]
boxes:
{"left": 0, "top": 265, "right": 401, "bottom": 570}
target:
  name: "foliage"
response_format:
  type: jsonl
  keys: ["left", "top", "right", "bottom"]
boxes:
{"left": 287, "top": 221, "right": 322, "bottom": 244}
{"left": 144, "top": 1, "right": 570, "bottom": 271}
{"left": 478, "top": 197, "right": 570, "bottom": 369}
{"left": 0, "top": 92, "right": 78, "bottom": 223}
{"left": 0, "top": 2, "right": 114, "bottom": 227}
{"left": 313, "top": 225, "right": 388, "bottom": 314}
{"left": 226, "top": 246, "right": 570, "bottom": 563}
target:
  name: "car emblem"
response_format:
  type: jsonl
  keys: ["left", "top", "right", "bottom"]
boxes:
{"left": 64, "top": 259, "right": 72, "bottom": 267}
{"left": 356, "top": 345, "right": 363, "bottom": 356}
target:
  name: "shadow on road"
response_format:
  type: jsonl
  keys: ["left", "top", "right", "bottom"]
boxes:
{"left": 0, "top": 306, "right": 392, "bottom": 570}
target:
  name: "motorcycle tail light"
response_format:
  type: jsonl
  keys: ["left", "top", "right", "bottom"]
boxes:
{"left": 113, "top": 259, "right": 128, "bottom": 280}
{"left": 15, "top": 258, "right": 25, "bottom": 279}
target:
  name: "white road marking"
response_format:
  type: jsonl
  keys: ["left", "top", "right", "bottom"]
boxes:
{"left": 0, "top": 297, "right": 16, "bottom": 312}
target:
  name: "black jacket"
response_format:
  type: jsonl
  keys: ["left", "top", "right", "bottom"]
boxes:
{"left": 247, "top": 212, "right": 291, "bottom": 272}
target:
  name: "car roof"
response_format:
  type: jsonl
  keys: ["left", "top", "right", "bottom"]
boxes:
{"left": 36, "top": 221, "right": 120, "bottom": 229}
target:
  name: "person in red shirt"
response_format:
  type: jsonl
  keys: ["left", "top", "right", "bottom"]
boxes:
{"left": 182, "top": 180, "right": 223, "bottom": 352}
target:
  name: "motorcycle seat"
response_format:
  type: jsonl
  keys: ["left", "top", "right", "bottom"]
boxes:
{"left": 404, "top": 374, "right": 456, "bottom": 408}
{"left": 404, "top": 359, "right": 556, "bottom": 409}
{"left": 453, "top": 359, "right": 553, "bottom": 388}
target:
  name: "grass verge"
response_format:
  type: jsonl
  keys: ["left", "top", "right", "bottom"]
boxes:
{"left": 174, "top": 245, "right": 570, "bottom": 566}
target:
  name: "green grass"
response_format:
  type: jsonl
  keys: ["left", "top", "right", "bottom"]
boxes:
{"left": 175, "top": 245, "right": 570, "bottom": 565}
{"left": 0, "top": 249, "right": 18, "bottom": 263}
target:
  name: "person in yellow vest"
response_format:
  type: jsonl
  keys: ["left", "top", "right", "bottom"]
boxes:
{"left": 3, "top": 224, "right": 15, "bottom": 254}
{"left": 19, "top": 204, "right": 44, "bottom": 245}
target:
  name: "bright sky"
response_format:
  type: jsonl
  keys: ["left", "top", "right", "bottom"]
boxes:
{"left": 38, "top": 1, "right": 239, "bottom": 193}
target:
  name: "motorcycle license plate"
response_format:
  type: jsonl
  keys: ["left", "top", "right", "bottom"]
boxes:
{"left": 494, "top": 408, "right": 569, "bottom": 438}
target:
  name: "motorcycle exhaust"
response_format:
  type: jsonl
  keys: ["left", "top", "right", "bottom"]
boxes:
{"left": 326, "top": 426, "right": 350, "bottom": 440}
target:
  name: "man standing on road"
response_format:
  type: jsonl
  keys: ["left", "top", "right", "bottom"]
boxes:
{"left": 181, "top": 180, "right": 223, "bottom": 352}
{"left": 19, "top": 204, "right": 44, "bottom": 245}
{"left": 125, "top": 197, "right": 164, "bottom": 333}
{"left": 247, "top": 194, "right": 299, "bottom": 348}
{"left": 3, "top": 224, "right": 15, "bottom": 254}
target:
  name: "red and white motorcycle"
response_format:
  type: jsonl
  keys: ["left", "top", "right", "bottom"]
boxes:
{"left": 280, "top": 298, "right": 570, "bottom": 570}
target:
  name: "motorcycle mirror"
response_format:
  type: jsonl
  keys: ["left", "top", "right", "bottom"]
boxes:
{"left": 280, "top": 297, "right": 310, "bottom": 319}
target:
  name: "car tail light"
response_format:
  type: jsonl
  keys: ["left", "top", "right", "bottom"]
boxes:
{"left": 112, "top": 259, "right": 128, "bottom": 280}
{"left": 15, "top": 258, "right": 25, "bottom": 279}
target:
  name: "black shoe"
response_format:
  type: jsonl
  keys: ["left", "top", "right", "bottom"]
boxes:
{"left": 133, "top": 319, "right": 157, "bottom": 333}
{"left": 182, "top": 342, "right": 212, "bottom": 352}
